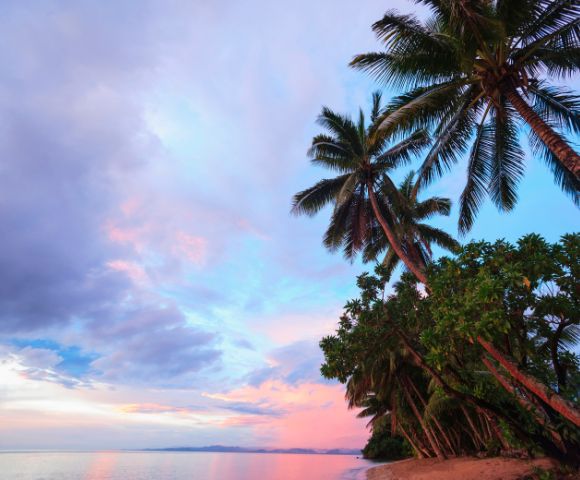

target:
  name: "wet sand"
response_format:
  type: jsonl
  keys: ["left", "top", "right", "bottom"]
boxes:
{"left": 366, "top": 456, "right": 562, "bottom": 480}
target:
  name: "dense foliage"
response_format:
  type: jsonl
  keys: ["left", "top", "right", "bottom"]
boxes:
{"left": 320, "top": 235, "right": 580, "bottom": 464}
{"left": 361, "top": 417, "right": 412, "bottom": 460}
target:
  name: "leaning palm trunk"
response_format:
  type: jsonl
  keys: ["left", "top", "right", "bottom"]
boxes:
{"left": 367, "top": 181, "right": 428, "bottom": 284}
{"left": 409, "top": 424, "right": 434, "bottom": 458}
{"left": 398, "top": 423, "right": 426, "bottom": 458}
{"left": 459, "top": 405, "right": 485, "bottom": 450}
{"left": 502, "top": 85, "right": 580, "bottom": 177}
{"left": 408, "top": 380, "right": 457, "bottom": 455}
{"left": 461, "top": 423, "right": 482, "bottom": 452}
{"left": 478, "top": 409, "right": 494, "bottom": 444}
{"left": 477, "top": 336, "right": 580, "bottom": 427}
{"left": 398, "top": 374, "right": 446, "bottom": 459}
{"left": 481, "top": 356, "right": 568, "bottom": 455}
{"left": 484, "top": 412, "right": 510, "bottom": 451}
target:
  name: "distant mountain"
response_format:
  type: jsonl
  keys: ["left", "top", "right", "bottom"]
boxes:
{"left": 143, "top": 445, "right": 360, "bottom": 455}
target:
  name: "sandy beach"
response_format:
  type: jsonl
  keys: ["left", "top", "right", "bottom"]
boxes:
{"left": 366, "top": 457, "right": 565, "bottom": 480}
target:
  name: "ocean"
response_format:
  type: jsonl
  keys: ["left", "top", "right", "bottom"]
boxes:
{"left": 0, "top": 451, "right": 376, "bottom": 480}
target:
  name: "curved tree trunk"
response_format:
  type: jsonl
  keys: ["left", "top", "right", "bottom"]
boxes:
{"left": 460, "top": 405, "right": 485, "bottom": 450}
{"left": 484, "top": 413, "right": 510, "bottom": 451}
{"left": 398, "top": 423, "right": 425, "bottom": 459}
{"left": 408, "top": 379, "right": 457, "bottom": 455}
{"left": 367, "top": 180, "right": 428, "bottom": 284}
{"left": 503, "top": 85, "right": 580, "bottom": 177}
{"left": 478, "top": 409, "right": 495, "bottom": 444}
{"left": 481, "top": 356, "right": 567, "bottom": 454}
{"left": 477, "top": 336, "right": 580, "bottom": 427}
{"left": 461, "top": 425, "right": 480, "bottom": 452}
{"left": 398, "top": 375, "right": 446, "bottom": 459}
{"left": 409, "top": 424, "right": 433, "bottom": 458}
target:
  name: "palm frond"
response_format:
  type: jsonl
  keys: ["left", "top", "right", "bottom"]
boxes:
{"left": 415, "top": 86, "right": 479, "bottom": 191}
{"left": 377, "top": 80, "right": 469, "bottom": 138}
{"left": 374, "top": 130, "right": 430, "bottom": 169}
{"left": 528, "top": 83, "right": 580, "bottom": 134}
{"left": 308, "top": 134, "right": 354, "bottom": 172}
{"left": 336, "top": 172, "right": 361, "bottom": 206}
{"left": 516, "top": 16, "right": 580, "bottom": 65}
{"left": 340, "top": 191, "right": 374, "bottom": 261}
{"left": 362, "top": 219, "right": 386, "bottom": 263}
{"left": 528, "top": 131, "right": 580, "bottom": 206}
{"left": 317, "top": 107, "right": 364, "bottom": 156}
{"left": 372, "top": 10, "right": 439, "bottom": 49}
{"left": 370, "top": 91, "right": 384, "bottom": 123}
{"left": 323, "top": 196, "right": 357, "bottom": 252}
{"left": 352, "top": 46, "right": 464, "bottom": 89}
{"left": 496, "top": 0, "right": 544, "bottom": 37}
{"left": 458, "top": 112, "right": 493, "bottom": 234}
{"left": 399, "top": 171, "right": 417, "bottom": 199}
{"left": 416, "top": 224, "right": 460, "bottom": 252}
{"left": 559, "top": 324, "right": 580, "bottom": 350}
{"left": 488, "top": 104, "right": 525, "bottom": 212}
{"left": 522, "top": 45, "right": 580, "bottom": 78}
{"left": 382, "top": 247, "right": 401, "bottom": 277}
{"left": 517, "top": 0, "right": 580, "bottom": 47}
{"left": 415, "top": 197, "right": 452, "bottom": 219}
{"left": 291, "top": 174, "right": 350, "bottom": 216}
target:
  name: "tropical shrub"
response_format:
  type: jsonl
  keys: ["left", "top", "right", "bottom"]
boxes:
{"left": 321, "top": 234, "right": 580, "bottom": 464}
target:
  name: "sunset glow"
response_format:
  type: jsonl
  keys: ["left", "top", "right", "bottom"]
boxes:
{"left": 0, "top": 0, "right": 578, "bottom": 455}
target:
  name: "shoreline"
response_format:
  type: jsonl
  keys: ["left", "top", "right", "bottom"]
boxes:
{"left": 364, "top": 456, "right": 563, "bottom": 480}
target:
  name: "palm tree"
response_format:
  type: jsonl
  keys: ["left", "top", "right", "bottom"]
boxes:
{"left": 291, "top": 92, "right": 430, "bottom": 283}
{"left": 345, "top": 340, "right": 448, "bottom": 459}
{"left": 351, "top": 0, "right": 580, "bottom": 233}
{"left": 363, "top": 171, "right": 460, "bottom": 278}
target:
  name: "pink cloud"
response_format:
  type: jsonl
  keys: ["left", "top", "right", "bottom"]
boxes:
{"left": 271, "top": 398, "right": 367, "bottom": 449}
{"left": 220, "top": 416, "right": 272, "bottom": 427}
{"left": 104, "top": 221, "right": 151, "bottom": 252}
{"left": 119, "top": 403, "right": 196, "bottom": 414}
{"left": 204, "top": 380, "right": 368, "bottom": 449}
{"left": 235, "top": 218, "right": 270, "bottom": 240}
{"left": 249, "top": 310, "right": 342, "bottom": 344}
{"left": 107, "top": 260, "right": 149, "bottom": 285}
{"left": 120, "top": 197, "right": 142, "bottom": 216}
{"left": 174, "top": 231, "right": 207, "bottom": 266}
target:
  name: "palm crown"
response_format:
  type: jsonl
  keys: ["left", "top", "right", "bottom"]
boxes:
{"left": 292, "top": 92, "right": 435, "bottom": 282}
{"left": 351, "top": 0, "right": 580, "bottom": 233}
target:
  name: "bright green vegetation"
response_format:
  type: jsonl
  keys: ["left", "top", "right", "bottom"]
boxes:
{"left": 321, "top": 235, "right": 579, "bottom": 463}
{"left": 292, "top": 0, "right": 579, "bottom": 467}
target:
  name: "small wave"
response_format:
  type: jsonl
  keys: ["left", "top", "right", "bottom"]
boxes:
{"left": 340, "top": 465, "right": 373, "bottom": 480}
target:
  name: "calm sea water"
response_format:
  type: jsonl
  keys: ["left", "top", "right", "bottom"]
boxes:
{"left": 0, "top": 451, "right": 376, "bottom": 480}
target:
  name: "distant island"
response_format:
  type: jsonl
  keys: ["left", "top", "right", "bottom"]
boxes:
{"left": 142, "top": 445, "right": 360, "bottom": 456}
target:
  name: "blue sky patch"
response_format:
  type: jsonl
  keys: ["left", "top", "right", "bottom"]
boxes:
{"left": 10, "top": 339, "right": 98, "bottom": 377}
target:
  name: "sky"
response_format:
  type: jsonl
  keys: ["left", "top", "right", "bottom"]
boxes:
{"left": 0, "top": 0, "right": 578, "bottom": 451}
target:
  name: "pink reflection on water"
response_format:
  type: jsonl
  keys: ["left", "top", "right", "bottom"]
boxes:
{"left": 196, "top": 453, "right": 364, "bottom": 480}
{"left": 0, "top": 451, "right": 371, "bottom": 480}
{"left": 207, "top": 452, "right": 221, "bottom": 478}
{"left": 84, "top": 451, "right": 118, "bottom": 480}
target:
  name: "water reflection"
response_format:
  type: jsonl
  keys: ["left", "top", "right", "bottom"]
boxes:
{"left": 0, "top": 451, "right": 373, "bottom": 480}
{"left": 85, "top": 451, "right": 118, "bottom": 480}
